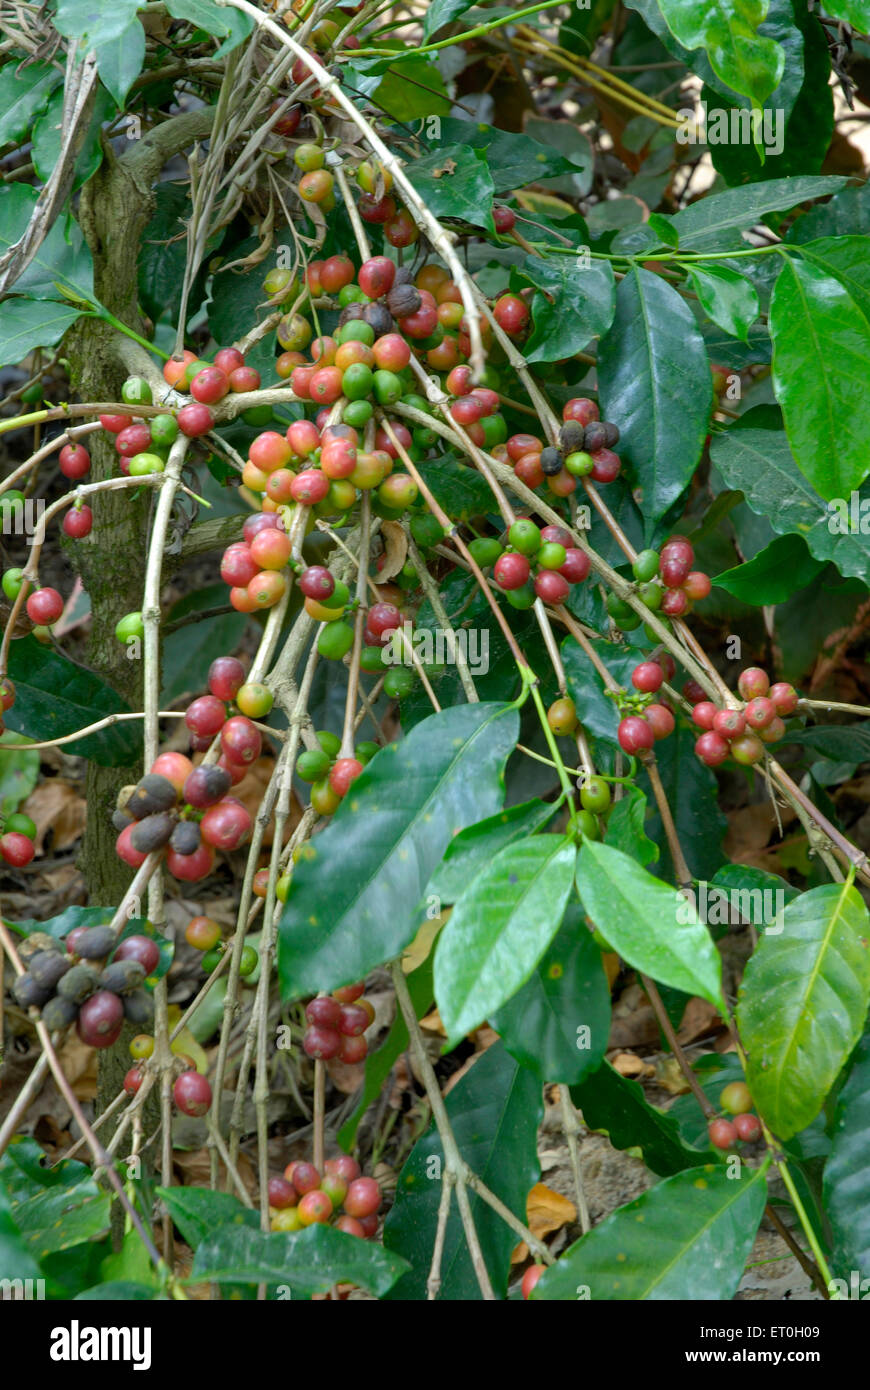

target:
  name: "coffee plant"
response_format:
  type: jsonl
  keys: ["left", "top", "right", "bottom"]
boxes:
{"left": 1, "top": 0, "right": 869, "bottom": 1306}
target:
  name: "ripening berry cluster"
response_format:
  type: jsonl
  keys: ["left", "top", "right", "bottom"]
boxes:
{"left": 617, "top": 656, "right": 678, "bottom": 755}
{"left": 268, "top": 1155, "right": 382, "bottom": 1239}
{"left": 0, "top": 676, "right": 36, "bottom": 868}
{"left": 13, "top": 926, "right": 157, "bottom": 1044}
{"left": 302, "top": 981, "right": 375, "bottom": 1065}
{"left": 472, "top": 521, "right": 590, "bottom": 612}
{"left": 692, "top": 667, "right": 798, "bottom": 768}
{"left": 113, "top": 656, "right": 269, "bottom": 883}
{"left": 184, "top": 915, "right": 259, "bottom": 980}
{"left": 124, "top": 1057, "right": 213, "bottom": 1118}
{"left": 493, "top": 397, "right": 622, "bottom": 501}
{"left": 607, "top": 535, "right": 712, "bottom": 636}
{"left": 708, "top": 1082, "right": 763, "bottom": 1149}
{"left": 295, "top": 727, "right": 379, "bottom": 817}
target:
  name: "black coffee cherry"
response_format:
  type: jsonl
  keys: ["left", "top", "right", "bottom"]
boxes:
{"left": 112, "top": 807, "right": 134, "bottom": 833}
{"left": 583, "top": 422, "right": 607, "bottom": 453}
{"left": 29, "top": 950, "right": 72, "bottom": 991}
{"left": 130, "top": 811, "right": 175, "bottom": 854}
{"left": 75, "top": 926, "right": 118, "bottom": 960}
{"left": 362, "top": 302, "right": 393, "bottom": 337}
{"left": 559, "top": 421, "right": 586, "bottom": 454}
{"left": 170, "top": 820, "right": 202, "bottom": 856}
{"left": 127, "top": 773, "right": 178, "bottom": 820}
{"left": 540, "top": 446, "right": 563, "bottom": 476}
{"left": 41, "top": 995, "right": 79, "bottom": 1030}
{"left": 123, "top": 988, "right": 155, "bottom": 1026}
{"left": 337, "top": 303, "right": 366, "bottom": 327}
{"left": 12, "top": 973, "right": 51, "bottom": 1009}
{"left": 386, "top": 284, "right": 421, "bottom": 319}
{"left": 602, "top": 421, "right": 620, "bottom": 447}
{"left": 57, "top": 962, "right": 102, "bottom": 1003}
{"left": 101, "top": 959, "right": 146, "bottom": 995}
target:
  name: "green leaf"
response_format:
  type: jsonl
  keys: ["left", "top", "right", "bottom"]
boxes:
{"left": 369, "top": 57, "right": 452, "bottom": 122}
{"left": 0, "top": 1191, "right": 43, "bottom": 1283}
{"left": 434, "top": 834, "right": 576, "bottom": 1045}
{"left": 782, "top": 722, "right": 870, "bottom": 763}
{"left": 823, "top": 1030, "right": 870, "bottom": 1281}
{"left": 338, "top": 956, "right": 434, "bottom": 1152}
{"left": 31, "top": 85, "right": 112, "bottom": 188}
{"left": 787, "top": 181, "right": 870, "bottom": 243}
{"left": 422, "top": 0, "right": 471, "bottom": 38}
{"left": 0, "top": 729, "right": 39, "bottom": 814}
{"left": 162, "top": 584, "right": 249, "bottom": 704}
{"left": 571, "top": 1061, "right": 712, "bottom": 1176}
{"left": 278, "top": 703, "right": 519, "bottom": 999}
{"left": 796, "top": 236, "right": 870, "bottom": 326}
{"left": 770, "top": 255, "right": 870, "bottom": 502}
{"left": 5, "top": 1169, "right": 110, "bottom": 1257}
{"left": 604, "top": 785, "right": 658, "bottom": 867}
{"left": 0, "top": 60, "right": 63, "bottom": 148}
{"left": 0, "top": 185, "right": 94, "bottom": 302}
{"left": 518, "top": 255, "right": 615, "bottom": 363}
{"left": 533, "top": 1162, "right": 767, "bottom": 1299}
{"left": 5, "top": 636, "right": 140, "bottom": 766}
{"left": 157, "top": 1188, "right": 259, "bottom": 1249}
{"left": 657, "top": 0, "right": 784, "bottom": 106}
{"left": 576, "top": 841, "right": 725, "bottom": 1009}
{"left": 822, "top": 0, "right": 870, "bottom": 28}
{"left": 597, "top": 267, "right": 712, "bottom": 521}
{"left": 54, "top": 0, "right": 140, "bottom": 43}
{"left": 737, "top": 883, "right": 870, "bottom": 1139}
{"left": 7, "top": 904, "right": 133, "bottom": 942}
{"left": 384, "top": 1042, "right": 542, "bottom": 1299}
{"left": 94, "top": 16, "right": 145, "bottom": 107}
{"left": 429, "top": 799, "right": 553, "bottom": 903}
{"left": 0, "top": 298, "right": 85, "bottom": 365}
{"left": 491, "top": 902, "right": 611, "bottom": 1085}
{"left": 711, "top": 422, "right": 870, "bottom": 583}
{"left": 668, "top": 176, "right": 848, "bottom": 251}
{"left": 402, "top": 146, "right": 495, "bottom": 232}
{"left": 687, "top": 265, "right": 759, "bottom": 341}
{"left": 74, "top": 1281, "right": 159, "bottom": 1300}
{"left": 713, "top": 532, "right": 825, "bottom": 603}
{"left": 710, "top": 862, "right": 798, "bottom": 914}
{"left": 562, "top": 636, "right": 644, "bottom": 748}
{"left": 424, "top": 118, "right": 593, "bottom": 190}
{"left": 423, "top": 454, "right": 496, "bottom": 523}
{"left": 191, "top": 1223, "right": 409, "bottom": 1297}
{"left": 164, "top": 0, "right": 254, "bottom": 56}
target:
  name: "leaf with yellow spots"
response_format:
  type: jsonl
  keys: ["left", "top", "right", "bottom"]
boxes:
{"left": 530, "top": 1162, "right": 768, "bottom": 1300}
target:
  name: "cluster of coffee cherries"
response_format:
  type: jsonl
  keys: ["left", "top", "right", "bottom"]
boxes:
{"left": 692, "top": 667, "right": 798, "bottom": 768}
{"left": 0, "top": 682, "right": 36, "bottom": 867}
{"left": 708, "top": 1081, "right": 763, "bottom": 1150}
{"left": 607, "top": 535, "right": 712, "bottom": 636}
{"left": 483, "top": 519, "right": 590, "bottom": 611}
{"left": 302, "top": 980, "right": 374, "bottom": 1064}
{"left": 616, "top": 656, "right": 678, "bottom": 755}
{"left": 495, "top": 398, "right": 621, "bottom": 501}
{"left": 113, "top": 657, "right": 267, "bottom": 882}
{"left": 184, "top": 914, "right": 260, "bottom": 980}
{"left": 0, "top": 567, "right": 67, "bottom": 631}
{"left": 123, "top": 1026, "right": 213, "bottom": 1115}
{"left": 295, "top": 728, "right": 380, "bottom": 817}
{"left": 0, "top": 439, "right": 92, "bottom": 540}
{"left": 268, "top": 1155, "right": 382, "bottom": 1238}
{"left": 12, "top": 926, "right": 156, "bottom": 1044}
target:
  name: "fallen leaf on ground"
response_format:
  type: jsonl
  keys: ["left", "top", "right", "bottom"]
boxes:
{"left": 610, "top": 1051, "right": 654, "bottom": 1078}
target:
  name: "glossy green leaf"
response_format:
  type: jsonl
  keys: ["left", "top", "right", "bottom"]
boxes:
{"left": 770, "top": 255, "right": 870, "bottom": 501}
{"left": 423, "top": 454, "right": 496, "bottom": 522}
{"left": 604, "top": 785, "right": 659, "bottom": 867}
{"left": 384, "top": 1042, "right": 542, "bottom": 1300}
{"left": 94, "top": 16, "right": 146, "bottom": 107}
{"left": 576, "top": 841, "right": 725, "bottom": 1008}
{"left": 429, "top": 118, "right": 594, "bottom": 190}
{"left": 429, "top": 799, "right": 553, "bottom": 903}
{"left": 491, "top": 903, "right": 611, "bottom": 1084}
{"left": 710, "top": 424, "right": 870, "bottom": 583}
{"left": 519, "top": 255, "right": 615, "bottom": 363}
{"left": 164, "top": 0, "right": 253, "bottom": 56}
{"left": 796, "top": 236, "right": 870, "bottom": 325}
{"left": 0, "top": 1192, "right": 43, "bottom": 1283}
{"left": 737, "top": 883, "right": 870, "bottom": 1139}
{"left": 31, "top": 86, "right": 112, "bottom": 188}
{"left": 714, "top": 532, "right": 825, "bottom": 603}
{"left": 157, "top": 1188, "right": 259, "bottom": 1249}
{"left": 5, "top": 636, "right": 140, "bottom": 766}
{"left": 657, "top": 0, "right": 784, "bottom": 106}
{"left": 597, "top": 268, "right": 712, "bottom": 521}
{"left": 637, "top": 724, "right": 727, "bottom": 883}
{"left": 403, "top": 146, "right": 494, "bottom": 232}
{"left": 4, "top": 1164, "right": 110, "bottom": 1257}
{"left": 435, "top": 834, "right": 576, "bottom": 1045}
{"left": 0, "top": 729, "right": 39, "bottom": 814}
{"left": 687, "top": 265, "right": 759, "bottom": 341}
{"left": 191, "top": 1223, "right": 409, "bottom": 1297}
{"left": 782, "top": 722, "right": 870, "bottom": 763}
{"left": 54, "top": 0, "right": 139, "bottom": 43}
{"left": 822, "top": 0, "right": 870, "bottom": 28}
{"left": 423, "top": 0, "right": 471, "bottom": 38}
{"left": 0, "top": 61, "right": 62, "bottom": 148}
{"left": 0, "top": 298, "right": 86, "bottom": 365}
{"left": 668, "top": 176, "right": 848, "bottom": 251}
{"left": 571, "top": 1062, "right": 713, "bottom": 1176}
{"left": 0, "top": 185, "right": 94, "bottom": 301}
{"left": 823, "top": 1030, "right": 870, "bottom": 1281}
{"left": 532, "top": 1163, "right": 767, "bottom": 1299}
{"left": 787, "top": 181, "right": 870, "bottom": 243}
{"left": 278, "top": 703, "right": 519, "bottom": 999}
{"left": 139, "top": 183, "right": 222, "bottom": 327}
{"left": 365, "top": 56, "right": 452, "bottom": 121}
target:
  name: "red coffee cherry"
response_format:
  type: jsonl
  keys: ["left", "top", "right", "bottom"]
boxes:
{"left": 343, "top": 1177, "right": 381, "bottom": 1219}
{"left": 695, "top": 732, "right": 729, "bottom": 767}
{"left": 631, "top": 662, "right": 663, "bottom": 694}
{"left": 744, "top": 697, "right": 776, "bottom": 730}
{"left": 768, "top": 682, "right": 798, "bottom": 716}
{"left": 303, "top": 1024, "right": 341, "bottom": 1060}
{"left": 734, "top": 1113, "right": 762, "bottom": 1143}
{"left": 618, "top": 716, "right": 654, "bottom": 754}
{"left": 173, "top": 1070, "right": 212, "bottom": 1116}
{"left": 26, "top": 588, "right": 63, "bottom": 624}
{"left": 208, "top": 656, "right": 245, "bottom": 702}
{"left": 712, "top": 709, "right": 745, "bottom": 739}
{"left": 738, "top": 667, "right": 770, "bottom": 700}
{"left": 268, "top": 1176, "right": 297, "bottom": 1210}
{"left": 645, "top": 703, "right": 675, "bottom": 741}
{"left": 708, "top": 1118, "right": 738, "bottom": 1150}
{"left": 329, "top": 758, "right": 364, "bottom": 798}
{"left": 533, "top": 570, "right": 570, "bottom": 604}
{"left": 683, "top": 571, "right": 711, "bottom": 601}
{"left": 692, "top": 702, "right": 719, "bottom": 730}
{"left": 522, "top": 1265, "right": 545, "bottom": 1300}
{"left": 493, "top": 553, "right": 530, "bottom": 591}
{"left": 59, "top": 443, "right": 91, "bottom": 479}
